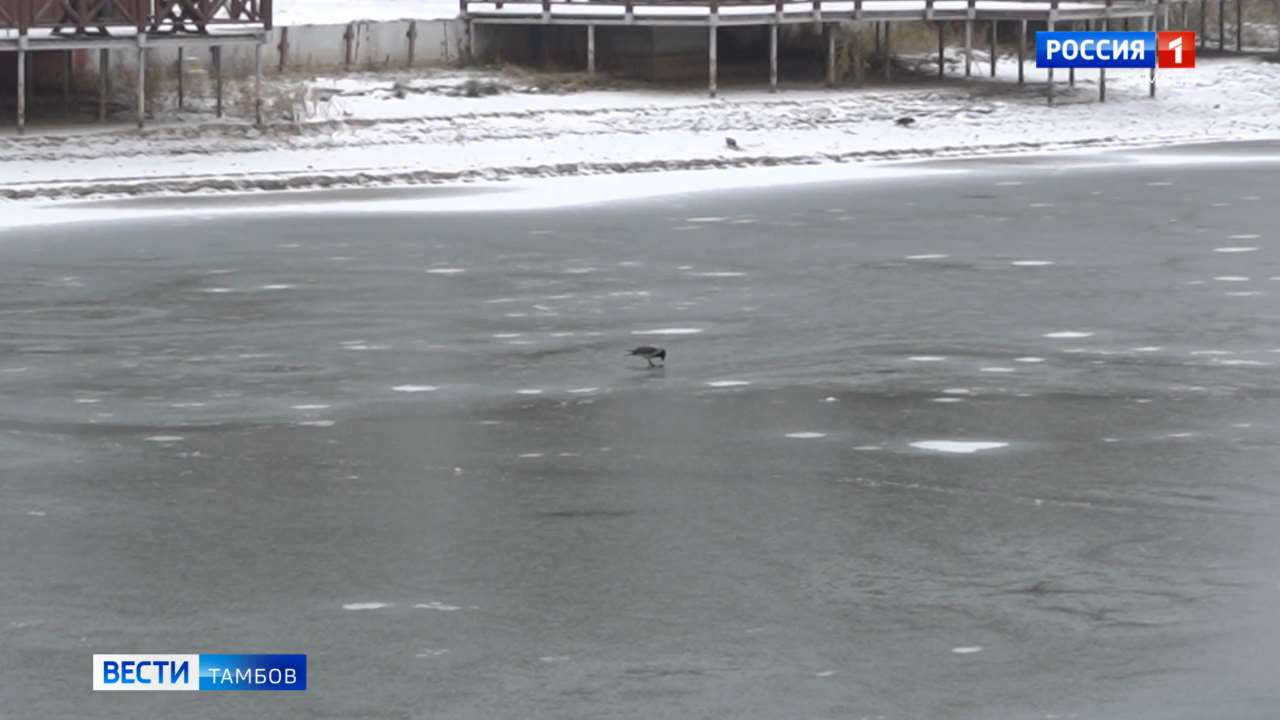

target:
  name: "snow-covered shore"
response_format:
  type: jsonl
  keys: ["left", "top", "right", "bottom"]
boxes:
{"left": 1, "top": 54, "right": 1278, "bottom": 203}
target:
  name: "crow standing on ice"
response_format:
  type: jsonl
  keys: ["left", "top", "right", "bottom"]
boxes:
{"left": 627, "top": 346, "right": 667, "bottom": 367}
{"left": 725, "top": 137, "right": 741, "bottom": 150}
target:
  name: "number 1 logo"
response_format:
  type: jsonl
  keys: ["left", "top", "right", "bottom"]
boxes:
{"left": 1157, "top": 31, "right": 1196, "bottom": 68}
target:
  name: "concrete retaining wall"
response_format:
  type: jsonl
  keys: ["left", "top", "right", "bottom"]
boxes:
{"left": 82, "top": 18, "right": 468, "bottom": 81}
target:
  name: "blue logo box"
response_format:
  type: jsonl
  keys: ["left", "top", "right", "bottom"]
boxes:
{"left": 1036, "top": 31, "right": 1156, "bottom": 68}
{"left": 199, "top": 654, "right": 307, "bottom": 691}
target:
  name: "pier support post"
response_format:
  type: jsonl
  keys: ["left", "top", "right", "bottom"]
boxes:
{"left": 63, "top": 50, "right": 72, "bottom": 114}
{"left": 1235, "top": 0, "right": 1242, "bottom": 51}
{"left": 852, "top": 23, "right": 863, "bottom": 84}
{"left": 709, "top": 25, "right": 718, "bottom": 97}
{"left": 587, "top": 24, "right": 596, "bottom": 76}
{"left": 1199, "top": 0, "right": 1205, "bottom": 47}
{"left": 99, "top": 49, "right": 109, "bottom": 122}
{"left": 883, "top": 21, "right": 891, "bottom": 81}
{"left": 1219, "top": 0, "right": 1225, "bottom": 50}
{"left": 177, "top": 47, "right": 185, "bottom": 110}
{"left": 1046, "top": 18, "right": 1055, "bottom": 105}
{"left": 16, "top": 45, "right": 24, "bottom": 135}
{"left": 770, "top": 22, "right": 779, "bottom": 90}
{"left": 213, "top": 46, "right": 223, "bottom": 118}
{"left": 825, "top": 23, "right": 836, "bottom": 86}
{"left": 964, "top": 20, "right": 972, "bottom": 76}
{"left": 1148, "top": 17, "right": 1157, "bottom": 97}
{"left": 937, "top": 22, "right": 945, "bottom": 78}
{"left": 990, "top": 20, "right": 996, "bottom": 77}
{"left": 1099, "top": 18, "right": 1107, "bottom": 102}
{"left": 255, "top": 41, "right": 264, "bottom": 127}
{"left": 1017, "top": 20, "right": 1025, "bottom": 84}
{"left": 136, "top": 42, "right": 146, "bottom": 130}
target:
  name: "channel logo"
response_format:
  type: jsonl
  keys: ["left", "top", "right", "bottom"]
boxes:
{"left": 1036, "top": 31, "right": 1196, "bottom": 69}
{"left": 1157, "top": 31, "right": 1196, "bottom": 68}
{"left": 93, "top": 654, "right": 306, "bottom": 692}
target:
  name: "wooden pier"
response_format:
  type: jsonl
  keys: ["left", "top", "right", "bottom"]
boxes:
{"left": 462, "top": 0, "right": 1195, "bottom": 100}
{"left": 1, "top": 0, "right": 271, "bottom": 132}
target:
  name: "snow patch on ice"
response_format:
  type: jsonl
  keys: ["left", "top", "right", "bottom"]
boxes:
{"left": 393, "top": 385, "right": 439, "bottom": 392}
{"left": 414, "top": 602, "right": 462, "bottom": 611}
{"left": 343, "top": 602, "right": 392, "bottom": 610}
{"left": 911, "top": 441, "right": 1009, "bottom": 454}
{"left": 631, "top": 328, "right": 702, "bottom": 335}
{"left": 785, "top": 432, "right": 827, "bottom": 439}
{"left": 1044, "top": 331, "right": 1094, "bottom": 339}
{"left": 707, "top": 380, "right": 751, "bottom": 387}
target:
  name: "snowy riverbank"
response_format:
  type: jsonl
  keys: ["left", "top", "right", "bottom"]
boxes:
{"left": 1, "top": 54, "right": 1278, "bottom": 202}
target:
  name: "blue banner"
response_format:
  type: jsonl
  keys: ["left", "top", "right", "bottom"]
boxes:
{"left": 1036, "top": 31, "right": 1156, "bottom": 68}
{"left": 198, "top": 654, "right": 307, "bottom": 691}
